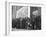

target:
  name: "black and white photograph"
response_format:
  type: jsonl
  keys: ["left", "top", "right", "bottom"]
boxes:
{"left": 4, "top": 1, "right": 46, "bottom": 36}
{"left": 12, "top": 6, "right": 41, "bottom": 31}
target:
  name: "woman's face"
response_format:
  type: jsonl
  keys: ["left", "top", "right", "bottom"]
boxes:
{"left": 32, "top": 10, "right": 40, "bottom": 17}
{"left": 32, "top": 10, "right": 38, "bottom": 16}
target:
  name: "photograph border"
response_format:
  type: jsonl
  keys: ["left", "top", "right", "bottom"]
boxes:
{"left": 5, "top": 1, "right": 44, "bottom": 35}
